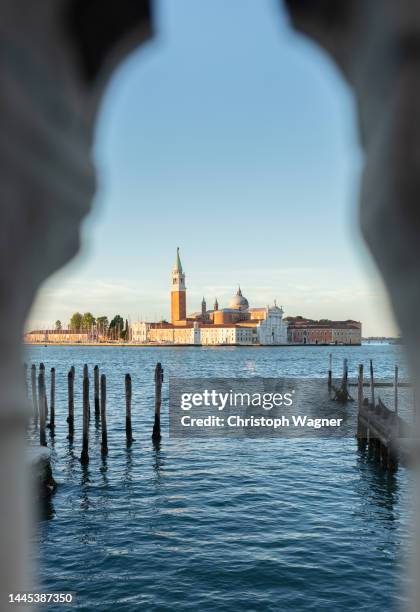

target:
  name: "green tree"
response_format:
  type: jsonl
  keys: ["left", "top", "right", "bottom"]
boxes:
{"left": 121, "top": 318, "right": 130, "bottom": 341}
{"left": 81, "top": 312, "right": 96, "bottom": 331}
{"left": 109, "top": 314, "right": 124, "bottom": 339}
{"left": 69, "top": 312, "right": 82, "bottom": 332}
{"left": 55, "top": 320, "right": 62, "bottom": 331}
{"left": 96, "top": 316, "right": 109, "bottom": 336}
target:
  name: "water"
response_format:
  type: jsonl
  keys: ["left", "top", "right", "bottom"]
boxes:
{"left": 26, "top": 344, "right": 411, "bottom": 611}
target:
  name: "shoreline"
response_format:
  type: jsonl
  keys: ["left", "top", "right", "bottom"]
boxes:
{"left": 24, "top": 342, "right": 363, "bottom": 348}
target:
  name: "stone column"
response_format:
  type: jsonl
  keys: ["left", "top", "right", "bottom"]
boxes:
{"left": 284, "top": 1, "right": 420, "bottom": 609}
{"left": 0, "top": 0, "right": 152, "bottom": 606}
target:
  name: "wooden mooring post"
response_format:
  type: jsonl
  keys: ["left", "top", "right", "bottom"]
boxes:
{"left": 38, "top": 370, "right": 47, "bottom": 447}
{"left": 343, "top": 358, "right": 348, "bottom": 394}
{"left": 49, "top": 367, "right": 56, "bottom": 433}
{"left": 67, "top": 368, "right": 75, "bottom": 440}
{"left": 357, "top": 364, "right": 364, "bottom": 408}
{"left": 356, "top": 364, "right": 367, "bottom": 442}
{"left": 80, "top": 369, "right": 90, "bottom": 465}
{"left": 31, "top": 364, "right": 38, "bottom": 425}
{"left": 100, "top": 374, "right": 108, "bottom": 455}
{"left": 125, "top": 373, "right": 134, "bottom": 445}
{"left": 83, "top": 364, "right": 90, "bottom": 419}
{"left": 40, "top": 362, "right": 48, "bottom": 421}
{"left": 152, "top": 363, "right": 164, "bottom": 442}
{"left": 370, "top": 359, "right": 375, "bottom": 408}
{"left": 328, "top": 353, "right": 332, "bottom": 390}
{"left": 332, "top": 358, "right": 353, "bottom": 403}
{"left": 356, "top": 359, "right": 403, "bottom": 471}
{"left": 94, "top": 365, "right": 100, "bottom": 419}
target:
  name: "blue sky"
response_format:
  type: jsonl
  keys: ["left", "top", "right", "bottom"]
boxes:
{"left": 28, "top": 0, "right": 397, "bottom": 336}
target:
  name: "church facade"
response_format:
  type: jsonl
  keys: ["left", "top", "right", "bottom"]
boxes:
{"left": 132, "top": 248, "right": 288, "bottom": 345}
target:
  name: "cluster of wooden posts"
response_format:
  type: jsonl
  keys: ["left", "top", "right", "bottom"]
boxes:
{"left": 328, "top": 356, "right": 354, "bottom": 403}
{"left": 25, "top": 362, "right": 165, "bottom": 465}
{"left": 328, "top": 354, "right": 411, "bottom": 470}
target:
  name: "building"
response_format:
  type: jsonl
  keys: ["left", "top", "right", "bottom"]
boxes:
{"left": 131, "top": 249, "right": 288, "bottom": 345}
{"left": 171, "top": 247, "right": 186, "bottom": 324}
{"left": 24, "top": 329, "right": 91, "bottom": 343}
{"left": 148, "top": 322, "right": 200, "bottom": 345}
{"left": 286, "top": 317, "right": 362, "bottom": 345}
{"left": 131, "top": 322, "right": 152, "bottom": 343}
{"left": 25, "top": 250, "right": 362, "bottom": 347}
{"left": 200, "top": 324, "right": 259, "bottom": 345}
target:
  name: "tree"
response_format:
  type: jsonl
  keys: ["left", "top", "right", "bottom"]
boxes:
{"left": 81, "top": 312, "right": 96, "bottom": 331}
{"left": 109, "top": 315, "right": 124, "bottom": 339}
{"left": 121, "top": 318, "right": 130, "bottom": 341}
{"left": 96, "top": 316, "right": 109, "bottom": 336}
{"left": 55, "top": 320, "right": 62, "bottom": 330}
{"left": 69, "top": 312, "right": 82, "bottom": 332}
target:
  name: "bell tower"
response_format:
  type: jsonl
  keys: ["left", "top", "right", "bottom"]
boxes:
{"left": 171, "top": 247, "right": 186, "bottom": 324}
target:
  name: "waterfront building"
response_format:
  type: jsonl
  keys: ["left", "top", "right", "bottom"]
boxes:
{"left": 200, "top": 324, "right": 258, "bottom": 345}
{"left": 25, "top": 250, "right": 362, "bottom": 347}
{"left": 286, "top": 317, "right": 362, "bottom": 345}
{"left": 171, "top": 247, "right": 186, "bottom": 324}
{"left": 24, "top": 329, "right": 91, "bottom": 343}
{"left": 131, "top": 322, "right": 151, "bottom": 343}
{"left": 131, "top": 249, "right": 288, "bottom": 345}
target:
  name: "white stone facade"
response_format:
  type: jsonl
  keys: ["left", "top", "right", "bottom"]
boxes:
{"left": 257, "top": 305, "right": 288, "bottom": 345}
{"left": 132, "top": 323, "right": 200, "bottom": 345}
{"left": 131, "top": 304, "right": 288, "bottom": 346}
{"left": 200, "top": 326, "right": 258, "bottom": 345}
{"left": 131, "top": 322, "right": 151, "bottom": 343}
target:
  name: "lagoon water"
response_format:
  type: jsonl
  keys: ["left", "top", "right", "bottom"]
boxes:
{"left": 26, "top": 344, "right": 411, "bottom": 611}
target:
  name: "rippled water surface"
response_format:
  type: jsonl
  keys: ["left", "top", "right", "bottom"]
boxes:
{"left": 26, "top": 344, "right": 411, "bottom": 611}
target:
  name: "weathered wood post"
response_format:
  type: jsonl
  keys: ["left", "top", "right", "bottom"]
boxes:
{"left": 370, "top": 359, "right": 375, "bottom": 408}
{"left": 358, "top": 364, "right": 364, "bottom": 409}
{"left": 328, "top": 353, "right": 332, "bottom": 389}
{"left": 152, "top": 363, "right": 164, "bottom": 442}
{"left": 125, "top": 373, "right": 134, "bottom": 445}
{"left": 333, "top": 358, "right": 352, "bottom": 403}
{"left": 357, "top": 364, "right": 366, "bottom": 443}
{"left": 31, "top": 364, "right": 38, "bottom": 425}
{"left": 80, "top": 369, "right": 89, "bottom": 465}
{"left": 83, "top": 363, "right": 90, "bottom": 419}
{"left": 40, "top": 362, "right": 48, "bottom": 420}
{"left": 67, "top": 368, "right": 75, "bottom": 440}
{"left": 100, "top": 374, "right": 108, "bottom": 455}
{"left": 343, "top": 358, "right": 348, "bottom": 398}
{"left": 394, "top": 365, "right": 399, "bottom": 414}
{"left": 94, "top": 365, "right": 100, "bottom": 418}
{"left": 49, "top": 367, "right": 56, "bottom": 433}
{"left": 38, "top": 371, "right": 47, "bottom": 447}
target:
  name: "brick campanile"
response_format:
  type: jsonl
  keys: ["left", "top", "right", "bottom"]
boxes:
{"left": 171, "top": 247, "right": 186, "bottom": 324}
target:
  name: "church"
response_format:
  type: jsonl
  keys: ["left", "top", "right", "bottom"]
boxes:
{"left": 131, "top": 248, "right": 288, "bottom": 345}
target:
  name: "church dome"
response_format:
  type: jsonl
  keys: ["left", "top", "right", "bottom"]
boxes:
{"left": 229, "top": 287, "right": 249, "bottom": 311}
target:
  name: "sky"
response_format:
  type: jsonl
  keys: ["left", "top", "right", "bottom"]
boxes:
{"left": 28, "top": 0, "right": 398, "bottom": 337}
